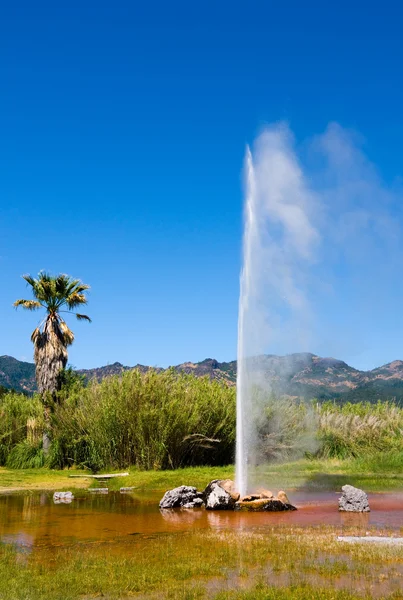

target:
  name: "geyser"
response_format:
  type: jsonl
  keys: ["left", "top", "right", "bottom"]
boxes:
{"left": 235, "top": 125, "right": 320, "bottom": 497}
{"left": 235, "top": 121, "right": 403, "bottom": 496}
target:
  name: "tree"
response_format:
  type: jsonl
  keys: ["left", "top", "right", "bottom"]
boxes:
{"left": 14, "top": 272, "right": 91, "bottom": 452}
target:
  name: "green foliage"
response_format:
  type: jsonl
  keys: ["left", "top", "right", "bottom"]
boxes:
{"left": 0, "top": 392, "right": 42, "bottom": 465}
{"left": 6, "top": 440, "right": 44, "bottom": 469}
{"left": 1, "top": 372, "right": 403, "bottom": 470}
{"left": 318, "top": 401, "right": 403, "bottom": 458}
{"left": 56, "top": 366, "right": 86, "bottom": 399}
{"left": 51, "top": 369, "right": 236, "bottom": 471}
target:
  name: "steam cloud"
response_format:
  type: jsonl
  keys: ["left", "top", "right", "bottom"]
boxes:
{"left": 235, "top": 122, "right": 403, "bottom": 495}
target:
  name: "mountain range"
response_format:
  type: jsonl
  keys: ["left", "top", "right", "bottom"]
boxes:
{"left": 2, "top": 353, "right": 403, "bottom": 403}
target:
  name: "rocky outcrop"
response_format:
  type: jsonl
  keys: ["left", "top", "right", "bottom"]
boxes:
{"left": 159, "top": 485, "right": 204, "bottom": 509}
{"left": 204, "top": 479, "right": 238, "bottom": 510}
{"left": 338, "top": 485, "right": 370, "bottom": 512}
{"left": 159, "top": 481, "right": 296, "bottom": 512}
{"left": 235, "top": 490, "right": 297, "bottom": 512}
{"left": 235, "top": 498, "right": 297, "bottom": 511}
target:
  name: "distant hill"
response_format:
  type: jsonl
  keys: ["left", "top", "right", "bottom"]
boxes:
{"left": 2, "top": 353, "right": 403, "bottom": 403}
{"left": 0, "top": 356, "right": 36, "bottom": 394}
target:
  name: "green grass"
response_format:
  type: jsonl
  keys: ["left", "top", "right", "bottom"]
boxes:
{"left": 2, "top": 453, "right": 403, "bottom": 494}
{"left": 0, "top": 467, "right": 90, "bottom": 492}
{"left": 1, "top": 527, "right": 403, "bottom": 599}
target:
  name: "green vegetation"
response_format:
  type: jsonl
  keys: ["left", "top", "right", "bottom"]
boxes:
{"left": 1, "top": 526, "right": 402, "bottom": 599}
{"left": 1, "top": 456, "right": 403, "bottom": 494}
{"left": 1, "top": 370, "right": 403, "bottom": 475}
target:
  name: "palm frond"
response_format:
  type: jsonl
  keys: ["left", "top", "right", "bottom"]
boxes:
{"left": 59, "top": 321, "right": 75, "bottom": 346}
{"left": 13, "top": 299, "right": 42, "bottom": 311}
{"left": 75, "top": 313, "right": 92, "bottom": 322}
{"left": 31, "top": 327, "right": 41, "bottom": 343}
{"left": 66, "top": 293, "right": 88, "bottom": 308}
{"left": 22, "top": 274, "right": 38, "bottom": 288}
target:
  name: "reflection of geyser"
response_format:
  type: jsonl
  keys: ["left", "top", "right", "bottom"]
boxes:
{"left": 235, "top": 125, "right": 320, "bottom": 497}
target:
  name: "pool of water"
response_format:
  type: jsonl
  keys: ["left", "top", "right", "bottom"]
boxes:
{"left": 1, "top": 490, "right": 403, "bottom": 554}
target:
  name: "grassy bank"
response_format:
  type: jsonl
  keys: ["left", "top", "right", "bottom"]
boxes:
{"left": 1, "top": 526, "right": 403, "bottom": 599}
{"left": 1, "top": 454, "right": 403, "bottom": 494}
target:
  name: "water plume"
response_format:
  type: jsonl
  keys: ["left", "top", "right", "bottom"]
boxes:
{"left": 235, "top": 122, "right": 403, "bottom": 496}
{"left": 235, "top": 124, "right": 320, "bottom": 496}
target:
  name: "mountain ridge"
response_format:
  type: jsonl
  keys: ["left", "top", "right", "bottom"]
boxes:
{"left": 2, "top": 353, "right": 403, "bottom": 402}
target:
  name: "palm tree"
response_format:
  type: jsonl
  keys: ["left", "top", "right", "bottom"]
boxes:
{"left": 14, "top": 272, "right": 91, "bottom": 452}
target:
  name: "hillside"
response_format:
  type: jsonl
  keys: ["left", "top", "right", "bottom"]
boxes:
{"left": 2, "top": 353, "right": 403, "bottom": 403}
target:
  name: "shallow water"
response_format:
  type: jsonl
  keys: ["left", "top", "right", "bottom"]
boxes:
{"left": 1, "top": 490, "right": 403, "bottom": 554}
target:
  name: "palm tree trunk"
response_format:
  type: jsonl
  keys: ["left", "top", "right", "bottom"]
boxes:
{"left": 34, "top": 316, "right": 68, "bottom": 454}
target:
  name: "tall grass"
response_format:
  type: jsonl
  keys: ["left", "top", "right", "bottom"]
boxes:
{"left": 51, "top": 369, "right": 236, "bottom": 471}
{"left": 318, "top": 401, "right": 403, "bottom": 458}
{"left": 1, "top": 372, "right": 403, "bottom": 471}
{"left": 0, "top": 391, "right": 43, "bottom": 465}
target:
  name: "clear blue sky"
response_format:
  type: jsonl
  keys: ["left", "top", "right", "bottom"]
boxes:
{"left": 1, "top": 1, "right": 402, "bottom": 370}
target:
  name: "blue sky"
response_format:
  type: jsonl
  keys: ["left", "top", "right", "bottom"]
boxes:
{"left": 1, "top": 1, "right": 402, "bottom": 371}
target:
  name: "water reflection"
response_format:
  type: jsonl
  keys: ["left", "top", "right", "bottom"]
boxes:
{"left": 1, "top": 491, "right": 402, "bottom": 555}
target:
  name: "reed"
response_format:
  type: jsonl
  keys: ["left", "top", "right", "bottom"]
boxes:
{"left": 1, "top": 373, "right": 403, "bottom": 470}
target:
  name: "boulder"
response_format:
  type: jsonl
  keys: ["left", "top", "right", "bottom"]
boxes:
{"left": 159, "top": 485, "right": 204, "bottom": 509}
{"left": 204, "top": 479, "right": 238, "bottom": 510}
{"left": 338, "top": 485, "right": 370, "bottom": 512}
{"left": 218, "top": 479, "right": 240, "bottom": 502}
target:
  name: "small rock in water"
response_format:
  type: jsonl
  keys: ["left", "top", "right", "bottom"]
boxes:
{"left": 338, "top": 485, "right": 370, "bottom": 513}
{"left": 120, "top": 487, "right": 136, "bottom": 493}
{"left": 159, "top": 485, "right": 204, "bottom": 509}
{"left": 53, "top": 491, "right": 74, "bottom": 504}
{"left": 204, "top": 480, "right": 238, "bottom": 510}
{"left": 88, "top": 488, "right": 109, "bottom": 494}
{"left": 277, "top": 491, "right": 290, "bottom": 504}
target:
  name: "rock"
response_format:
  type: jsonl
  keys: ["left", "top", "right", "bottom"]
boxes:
{"left": 53, "top": 491, "right": 74, "bottom": 504}
{"left": 204, "top": 480, "right": 237, "bottom": 510}
{"left": 241, "top": 494, "right": 262, "bottom": 502}
{"left": 218, "top": 479, "right": 240, "bottom": 502}
{"left": 277, "top": 491, "right": 290, "bottom": 504}
{"left": 159, "top": 485, "right": 204, "bottom": 509}
{"left": 183, "top": 497, "right": 204, "bottom": 508}
{"left": 88, "top": 488, "right": 108, "bottom": 494}
{"left": 258, "top": 489, "right": 274, "bottom": 499}
{"left": 235, "top": 498, "right": 297, "bottom": 512}
{"left": 120, "top": 487, "right": 136, "bottom": 493}
{"left": 339, "top": 485, "right": 370, "bottom": 512}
